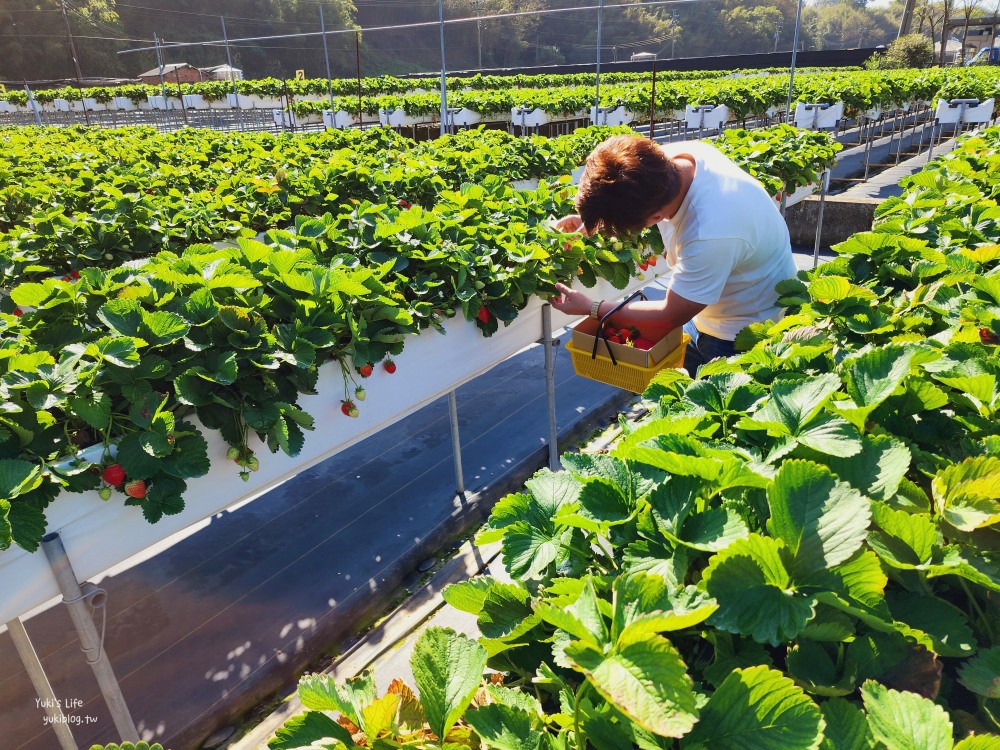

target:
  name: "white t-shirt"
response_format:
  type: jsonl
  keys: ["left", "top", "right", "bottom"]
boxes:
{"left": 657, "top": 141, "right": 796, "bottom": 341}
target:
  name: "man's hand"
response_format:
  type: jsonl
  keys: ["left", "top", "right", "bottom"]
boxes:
{"left": 554, "top": 214, "right": 588, "bottom": 236}
{"left": 549, "top": 282, "right": 593, "bottom": 316}
{"left": 554, "top": 214, "right": 589, "bottom": 252}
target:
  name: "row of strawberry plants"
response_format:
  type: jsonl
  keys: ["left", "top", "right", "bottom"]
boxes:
{"left": 0, "top": 125, "right": 612, "bottom": 286}
{"left": 281, "top": 67, "right": 1000, "bottom": 123}
{"left": 0, "top": 174, "right": 643, "bottom": 553}
{"left": 0, "top": 124, "right": 838, "bottom": 288}
{"left": 267, "top": 132, "right": 1000, "bottom": 748}
{"left": 8, "top": 68, "right": 997, "bottom": 123}
{"left": 0, "top": 67, "right": 829, "bottom": 107}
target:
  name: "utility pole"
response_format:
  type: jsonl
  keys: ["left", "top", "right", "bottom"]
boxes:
{"left": 59, "top": 0, "right": 90, "bottom": 125}
{"left": 59, "top": 0, "right": 85, "bottom": 84}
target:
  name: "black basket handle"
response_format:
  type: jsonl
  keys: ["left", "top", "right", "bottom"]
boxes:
{"left": 591, "top": 290, "right": 647, "bottom": 365}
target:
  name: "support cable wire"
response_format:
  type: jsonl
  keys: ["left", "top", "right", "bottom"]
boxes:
{"left": 117, "top": 0, "right": 719, "bottom": 55}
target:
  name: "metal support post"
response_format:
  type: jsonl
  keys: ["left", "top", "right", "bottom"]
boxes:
{"left": 25, "top": 84, "right": 43, "bottom": 126}
{"left": 42, "top": 533, "right": 139, "bottom": 743}
{"left": 648, "top": 58, "right": 657, "bottom": 140}
{"left": 438, "top": 0, "right": 448, "bottom": 138}
{"left": 786, "top": 0, "right": 804, "bottom": 122}
{"left": 812, "top": 169, "right": 831, "bottom": 269}
{"left": 6, "top": 618, "right": 79, "bottom": 750}
{"left": 594, "top": 0, "right": 605, "bottom": 116}
{"left": 448, "top": 391, "right": 465, "bottom": 498}
{"left": 542, "top": 304, "right": 559, "bottom": 471}
{"left": 153, "top": 33, "right": 168, "bottom": 107}
{"left": 221, "top": 17, "right": 242, "bottom": 131}
{"left": 320, "top": 6, "right": 335, "bottom": 112}
{"left": 174, "top": 67, "right": 189, "bottom": 127}
{"left": 355, "top": 33, "right": 364, "bottom": 128}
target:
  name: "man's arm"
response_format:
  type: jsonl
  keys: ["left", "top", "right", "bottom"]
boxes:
{"left": 550, "top": 282, "right": 705, "bottom": 332}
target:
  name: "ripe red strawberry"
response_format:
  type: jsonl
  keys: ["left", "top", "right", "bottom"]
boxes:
{"left": 981, "top": 327, "right": 999, "bottom": 344}
{"left": 341, "top": 400, "right": 359, "bottom": 418}
{"left": 69, "top": 270, "right": 81, "bottom": 280}
{"left": 102, "top": 463, "right": 126, "bottom": 486}
{"left": 358, "top": 363, "right": 374, "bottom": 378}
{"left": 383, "top": 359, "right": 397, "bottom": 374}
{"left": 477, "top": 306, "right": 491, "bottom": 324}
{"left": 124, "top": 479, "right": 146, "bottom": 499}
{"left": 12, "top": 308, "right": 23, "bottom": 317}
{"left": 398, "top": 199, "right": 411, "bottom": 209}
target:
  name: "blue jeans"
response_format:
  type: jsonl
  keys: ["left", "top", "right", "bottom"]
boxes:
{"left": 683, "top": 323, "right": 736, "bottom": 376}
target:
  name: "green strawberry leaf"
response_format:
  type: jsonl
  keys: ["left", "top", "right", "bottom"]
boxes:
{"left": 465, "top": 704, "right": 541, "bottom": 750}
{"left": 959, "top": 647, "right": 1000, "bottom": 698}
{"left": 410, "top": 626, "right": 486, "bottom": 741}
{"left": 842, "top": 344, "right": 914, "bottom": 409}
{"left": 767, "top": 460, "right": 870, "bottom": 577}
{"left": 703, "top": 534, "right": 816, "bottom": 646}
{"left": 479, "top": 582, "right": 537, "bottom": 640}
{"left": 932, "top": 457, "right": 1000, "bottom": 532}
{"left": 297, "top": 672, "right": 353, "bottom": 714}
{"left": 861, "top": 680, "right": 953, "bottom": 750}
{"left": 684, "top": 665, "right": 823, "bottom": 750}
{"left": 9, "top": 500, "right": 48, "bottom": 552}
{"left": 819, "top": 696, "right": 876, "bottom": 750}
{"left": 613, "top": 574, "right": 717, "bottom": 642}
{"left": 868, "top": 503, "right": 938, "bottom": 569}
{"left": 0, "top": 459, "right": 44, "bottom": 501}
{"left": 68, "top": 393, "right": 112, "bottom": 431}
{"left": 886, "top": 591, "right": 975, "bottom": 658}
{"left": 824, "top": 434, "right": 911, "bottom": 503}
{"left": 442, "top": 577, "right": 497, "bottom": 615}
{"left": 266, "top": 708, "right": 353, "bottom": 750}
{"left": 565, "top": 633, "right": 698, "bottom": 738}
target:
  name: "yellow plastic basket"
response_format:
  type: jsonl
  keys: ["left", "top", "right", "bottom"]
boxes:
{"left": 566, "top": 334, "right": 691, "bottom": 394}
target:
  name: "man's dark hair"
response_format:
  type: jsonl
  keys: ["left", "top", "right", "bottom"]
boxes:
{"left": 575, "top": 135, "right": 682, "bottom": 237}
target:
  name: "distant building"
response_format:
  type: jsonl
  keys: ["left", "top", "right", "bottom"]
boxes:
{"left": 137, "top": 63, "right": 204, "bottom": 85}
{"left": 200, "top": 64, "right": 244, "bottom": 81}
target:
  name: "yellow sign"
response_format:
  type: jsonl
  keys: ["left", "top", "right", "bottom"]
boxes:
{"left": 295, "top": 69, "right": 305, "bottom": 80}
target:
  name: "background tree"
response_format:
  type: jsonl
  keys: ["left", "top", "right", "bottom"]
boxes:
{"left": 955, "top": 0, "right": 987, "bottom": 59}
{"left": 804, "top": 1, "right": 897, "bottom": 48}
{"left": 865, "top": 32, "right": 935, "bottom": 67}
